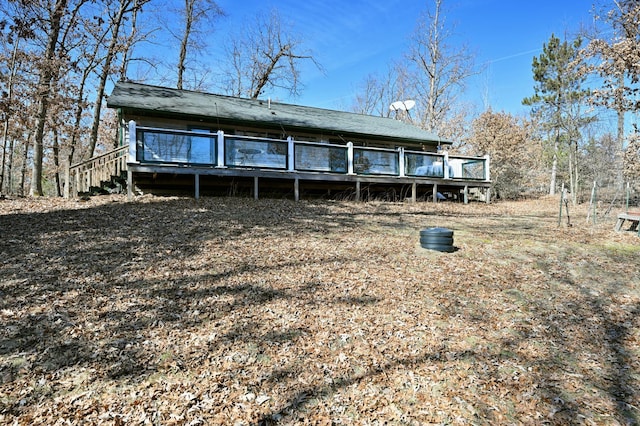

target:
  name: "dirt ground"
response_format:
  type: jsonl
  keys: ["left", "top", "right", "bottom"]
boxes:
{"left": 1, "top": 194, "right": 639, "bottom": 425}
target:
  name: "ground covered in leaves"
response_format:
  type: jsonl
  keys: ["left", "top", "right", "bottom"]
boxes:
{"left": 1, "top": 194, "right": 639, "bottom": 425}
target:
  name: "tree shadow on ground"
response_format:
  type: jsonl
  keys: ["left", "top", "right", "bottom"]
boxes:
{"left": 0, "top": 196, "right": 374, "bottom": 416}
{"left": 1, "top": 196, "right": 638, "bottom": 424}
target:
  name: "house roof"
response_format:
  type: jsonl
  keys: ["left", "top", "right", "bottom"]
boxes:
{"left": 107, "top": 82, "right": 452, "bottom": 146}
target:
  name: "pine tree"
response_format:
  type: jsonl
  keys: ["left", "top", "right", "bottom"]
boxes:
{"left": 523, "top": 33, "right": 592, "bottom": 200}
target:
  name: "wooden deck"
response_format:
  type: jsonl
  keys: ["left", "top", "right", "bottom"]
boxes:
{"left": 67, "top": 123, "right": 492, "bottom": 203}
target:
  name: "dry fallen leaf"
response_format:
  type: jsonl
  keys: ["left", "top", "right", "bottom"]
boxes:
{"left": 0, "top": 194, "right": 638, "bottom": 424}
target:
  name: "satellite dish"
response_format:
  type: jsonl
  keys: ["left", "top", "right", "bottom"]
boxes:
{"left": 389, "top": 101, "right": 406, "bottom": 112}
{"left": 389, "top": 99, "right": 416, "bottom": 112}
{"left": 403, "top": 99, "right": 416, "bottom": 110}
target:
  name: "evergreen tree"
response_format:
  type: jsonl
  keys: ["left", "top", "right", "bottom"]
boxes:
{"left": 523, "top": 33, "right": 592, "bottom": 200}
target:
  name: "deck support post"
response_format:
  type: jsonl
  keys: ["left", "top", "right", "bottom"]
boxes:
{"left": 433, "top": 184, "right": 438, "bottom": 203}
{"left": 254, "top": 176, "right": 259, "bottom": 200}
{"left": 464, "top": 185, "right": 468, "bottom": 204}
{"left": 411, "top": 182, "right": 417, "bottom": 203}
{"left": 486, "top": 187, "right": 491, "bottom": 204}
{"left": 355, "top": 180, "right": 361, "bottom": 202}
{"left": 194, "top": 173, "right": 200, "bottom": 199}
{"left": 127, "top": 169, "right": 133, "bottom": 200}
{"left": 294, "top": 178, "right": 299, "bottom": 201}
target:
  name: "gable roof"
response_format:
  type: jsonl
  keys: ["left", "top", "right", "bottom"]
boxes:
{"left": 107, "top": 82, "right": 451, "bottom": 146}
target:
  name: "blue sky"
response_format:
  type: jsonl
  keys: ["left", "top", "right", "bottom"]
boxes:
{"left": 212, "top": 0, "right": 595, "bottom": 116}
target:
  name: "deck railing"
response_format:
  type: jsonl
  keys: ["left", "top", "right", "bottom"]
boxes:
{"left": 131, "top": 122, "right": 490, "bottom": 181}
{"left": 65, "top": 122, "right": 489, "bottom": 198}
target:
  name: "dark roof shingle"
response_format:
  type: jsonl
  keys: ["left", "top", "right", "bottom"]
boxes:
{"left": 107, "top": 82, "right": 450, "bottom": 145}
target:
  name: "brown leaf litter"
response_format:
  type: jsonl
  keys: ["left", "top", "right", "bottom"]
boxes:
{"left": 1, "top": 194, "right": 639, "bottom": 425}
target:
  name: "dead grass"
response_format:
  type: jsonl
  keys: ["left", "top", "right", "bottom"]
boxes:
{"left": 1, "top": 194, "right": 639, "bottom": 425}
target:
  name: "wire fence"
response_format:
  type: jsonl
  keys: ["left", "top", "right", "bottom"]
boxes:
{"left": 579, "top": 181, "right": 639, "bottom": 226}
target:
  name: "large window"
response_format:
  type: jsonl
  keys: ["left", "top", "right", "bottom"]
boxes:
{"left": 294, "top": 143, "right": 347, "bottom": 173}
{"left": 225, "top": 137, "right": 287, "bottom": 169}
{"left": 353, "top": 148, "right": 399, "bottom": 175}
{"left": 405, "top": 152, "right": 446, "bottom": 177}
{"left": 139, "top": 128, "right": 216, "bottom": 165}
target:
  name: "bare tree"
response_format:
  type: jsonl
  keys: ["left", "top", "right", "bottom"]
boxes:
{"left": 406, "top": 0, "right": 476, "bottom": 133}
{"left": 28, "top": 0, "right": 69, "bottom": 196}
{"left": 176, "top": 0, "right": 224, "bottom": 90}
{"left": 0, "top": 35, "right": 21, "bottom": 194}
{"left": 119, "top": 0, "right": 139, "bottom": 80}
{"left": 66, "top": 14, "right": 109, "bottom": 166}
{"left": 581, "top": 0, "right": 640, "bottom": 187}
{"left": 0, "top": 18, "right": 36, "bottom": 196}
{"left": 87, "top": 0, "right": 149, "bottom": 157}
{"left": 8, "top": 0, "right": 89, "bottom": 195}
{"left": 469, "top": 110, "right": 545, "bottom": 199}
{"left": 222, "top": 9, "right": 321, "bottom": 99}
{"left": 3, "top": 0, "right": 140, "bottom": 195}
{"left": 352, "top": 65, "right": 411, "bottom": 118}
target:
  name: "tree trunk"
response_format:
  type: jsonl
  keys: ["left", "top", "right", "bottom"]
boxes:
{"left": 6, "top": 138, "right": 15, "bottom": 194}
{"left": 52, "top": 128, "right": 61, "bottom": 197}
{"left": 69, "top": 80, "right": 87, "bottom": 164}
{"left": 0, "top": 38, "right": 20, "bottom": 194}
{"left": 549, "top": 131, "right": 558, "bottom": 195}
{"left": 177, "top": 0, "right": 194, "bottom": 90}
{"left": 426, "top": 0, "right": 441, "bottom": 133}
{"left": 616, "top": 75, "right": 625, "bottom": 190}
{"left": 250, "top": 47, "right": 288, "bottom": 99}
{"left": 20, "top": 132, "right": 32, "bottom": 197}
{"left": 30, "top": 0, "right": 68, "bottom": 196}
{"left": 572, "top": 140, "right": 579, "bottom": 204}
{"left": 569, "top": 142, "right": 578, "bottom": 205}
{"left": 120, "top": 0, "right": 140, "bottom": 80}
{"left": 87, "top": 0, "right": 129, "bottom": 158}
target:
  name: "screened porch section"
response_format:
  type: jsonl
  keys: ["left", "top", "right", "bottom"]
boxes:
{"left": 132, "top": 122, "right": 490, "bottom": 181}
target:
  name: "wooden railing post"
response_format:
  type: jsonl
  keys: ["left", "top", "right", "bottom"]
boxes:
{"left": 287, "top": 136, "right": 295, "bottom": 171}
{"left": 347, "top": 142, "right": 354, "bottom": 175}
{"left": 216, "top": 130, "right": 225, "bottom": 167}
{"left": 128, "top": 120, "right": 137, "bottom": 163}
{"left": 398, "top": 147, "right": 405, "bottom": 177}
{"left": 443, "top": 151, "right": 450, "bottom": 179}
{"left": 484, "top": 154, "right": 490, "bottom": 181}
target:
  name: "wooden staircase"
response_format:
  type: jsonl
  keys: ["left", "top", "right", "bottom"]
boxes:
{"left": 65, "top": 146, "right": 129, "bottom": 198}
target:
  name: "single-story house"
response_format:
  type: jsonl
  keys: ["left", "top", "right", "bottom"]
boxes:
{"left": 68, "top": 82, "right": 491, "bottom": 202}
